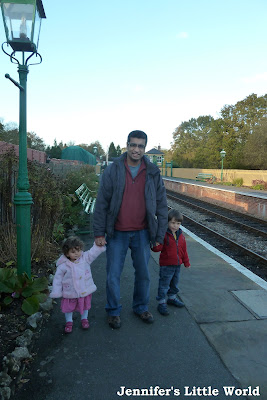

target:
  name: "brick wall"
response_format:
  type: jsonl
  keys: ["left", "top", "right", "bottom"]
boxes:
{"left": 0, "top": 141, "right": 46, "bottom": 163}
{"left": 163, "top": 179, "right": 267, "bottom": 221}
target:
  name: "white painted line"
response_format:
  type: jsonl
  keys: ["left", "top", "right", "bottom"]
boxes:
{"left": 181, "top": 225, "right": 267, "bottom": 291}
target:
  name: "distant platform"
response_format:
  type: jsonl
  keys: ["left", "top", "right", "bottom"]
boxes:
{"left": 163, "top": 177, "right": 267, "bottom": 220}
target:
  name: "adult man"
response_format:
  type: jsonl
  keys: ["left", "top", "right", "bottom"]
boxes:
{"left": 93, "top": 130, "right": 168, "bottom": 329}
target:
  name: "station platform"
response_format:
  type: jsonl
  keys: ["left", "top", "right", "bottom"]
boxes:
{"left": 15, "top": 233, "right": 267, "bottom": 400}
{"left": 163, "top": 177, "right": 267, "bottom": 220}
{"left": 163, "top": 177, "right": 267, "bottom": 199}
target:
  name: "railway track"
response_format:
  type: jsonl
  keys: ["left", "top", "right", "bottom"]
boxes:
{"left": 166, "top": 190, "right": 267, "bottom": 281}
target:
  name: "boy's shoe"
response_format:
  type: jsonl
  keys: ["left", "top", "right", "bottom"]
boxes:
{"left": 64, "top": 322, "right": 73, "bottom": 333}
{"left": 81, "top": 319, "right": 89, "bottom": 329}
{"left": 157, "top": 303, "right": 169, "bottom": 316}
{"left": 108, "top": 315, "right": 121, "bottom": 329}
{"left": 134, "top": 311, "right": 154, "bottom": 324}
{"left": 167, "top": 297, "right": 185, "bottom": 307}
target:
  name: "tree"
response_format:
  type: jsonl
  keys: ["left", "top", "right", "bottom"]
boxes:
{"left": 0, "top": 120, "right": 5, "bottom": 137}
{"left": 242, "top": 118, "right": 267, "bottom": 169}
{"left": 171, "top": 116, "right": 214, "bottom": 167}
{"left": 27, "top": 131, "right": 46, "bottom": 151}
{"left": 170, "top": 93, "right": 267, "bottom": 169}
{"left": 108, "top": 142, "right": 118, "bottom": 159}
{"left": 46, "top": 139, "right": 62, "bottom": 159}
{"left": 0, "top": 125, "right": 19, "bottom": 145}
{"left": 220, "top": 94, "right": 267, "bottom": 168}
{"left": 79, "top": 141, "right": 105, "bottom": 157}
{"left": 116, "top": 145, "right": 122, "bottom": 157}
{"left": 0, "top": 121, "right": 47, "bottom": 152}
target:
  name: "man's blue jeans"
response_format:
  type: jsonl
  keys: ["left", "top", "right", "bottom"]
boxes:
{"left": 106, "top": 229, "right": 151, "bottom": 316}
{"left": 157, "top": 265, "right": 181, "bottom": 303}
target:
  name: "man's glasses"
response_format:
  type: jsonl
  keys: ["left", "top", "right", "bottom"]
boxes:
{"left": 128, "top": 142, "right": 146, "bottom": 150}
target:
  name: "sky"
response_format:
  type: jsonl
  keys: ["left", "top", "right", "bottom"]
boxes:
{"left": 0, "top": 0, "right": 267, "bottom": 152}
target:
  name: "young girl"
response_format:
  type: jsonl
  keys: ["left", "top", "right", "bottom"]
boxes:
{"left": 50, "top": 236, "right": 106, "bottom": 333}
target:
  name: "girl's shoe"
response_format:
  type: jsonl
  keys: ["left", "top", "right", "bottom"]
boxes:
{"left": 65, "top": 322, "right": 73, "bottom": 333}
{"left": 81, "top": 319, "right": 89, "bottom": 329}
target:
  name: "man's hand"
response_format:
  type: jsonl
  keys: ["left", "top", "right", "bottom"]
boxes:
{"left": 95, "top": 236, "right": 107, "bottom": 247}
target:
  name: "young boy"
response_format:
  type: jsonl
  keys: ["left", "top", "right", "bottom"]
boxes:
{"left": 152, "top": 209, "right": 190, "bottom": 316}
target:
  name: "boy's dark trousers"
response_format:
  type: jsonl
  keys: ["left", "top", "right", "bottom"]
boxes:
{"left": 157, "top": 265, "right": 181, "bottom": 303}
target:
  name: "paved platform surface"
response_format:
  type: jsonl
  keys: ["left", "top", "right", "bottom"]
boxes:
{"left": 163, "top": 177, "right": 267, "bottom": 199}
{"left": 14, "top": 231, "right": 267, "bottom": 400}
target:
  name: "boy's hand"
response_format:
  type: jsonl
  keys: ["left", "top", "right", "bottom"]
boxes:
{"left": 155, "top": 242, "right": 160, "bottom": 246}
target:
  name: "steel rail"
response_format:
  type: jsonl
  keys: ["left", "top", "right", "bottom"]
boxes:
{"left": 166, "top": 191, "right": 267, "bottom": 238}
{"left": 168, "top": 204, "right": 267, "bottom": 266}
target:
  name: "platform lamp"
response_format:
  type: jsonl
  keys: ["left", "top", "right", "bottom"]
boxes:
{"left": 220, "top": 149, "right": 226, "bottom": 181}
{"left": 0, "top": 0, "right": 46, "bottom": 277}
{"left": 93, "top": 145, "right": 98, "bottom": 173}
{"left": 93, "top": 145, "right": 97, "bottom": 157}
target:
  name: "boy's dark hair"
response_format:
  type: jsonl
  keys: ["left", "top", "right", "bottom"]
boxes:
{"left": 127, "top": 130, "right": 147, "bottom": 146}
{"left": 62, "top": 236, "right": 84, "bottom": 256}
{"left": 168, "top": 209, "right": 183, "bottom": 223}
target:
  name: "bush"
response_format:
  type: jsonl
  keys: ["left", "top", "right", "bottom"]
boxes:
{"left": 0, "top": 268, "right": 48, "bottom": 315}
{"left": 63, "top": 165, "right": 99, "bottom": 195}
{"left": 218, "top": 181, "right": 233, "bottom": 186}
{"left": 60, "top": 165, "right": 99, "bottom": 231}
{"left": 232, "top": 178, "right": 243, "bottom": 187}
{"left": 251, "top": 180, "right": 267, "bottom": 190}
{"left": 0, "top": 151, "right": 99, "bottom": 267}
{"left": 0, "top": 150, "right": 62, "bottom": 266}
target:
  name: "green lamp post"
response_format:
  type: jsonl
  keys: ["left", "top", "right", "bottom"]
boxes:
{"left": 220, "top": 149, "right": 226, "bottom": 181}
{"left": 1, "top": 0, "right": 46, "bottom": 277}
{"left": 93, "top": 145, "right": 97, "bottom": 162}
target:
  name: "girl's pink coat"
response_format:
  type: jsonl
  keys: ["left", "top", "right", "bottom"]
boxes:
{"left": 50, "top": 243, "right": 106, "bottom": 299}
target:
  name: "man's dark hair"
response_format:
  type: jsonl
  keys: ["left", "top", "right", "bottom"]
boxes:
{"left": 168, "top": 209, "right": 183, "bottom": 223}
{"left": 62, "top": 236, "right": 84, "bottom": 256}
{"left": 127, "top": 130, "right": 147, "bottom": 146}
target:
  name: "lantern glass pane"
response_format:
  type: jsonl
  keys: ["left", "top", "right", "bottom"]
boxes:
{"left": 2, "top": 3, "right": 34, "bottom": 41}
{"left": 32, "top": 6, "right": 41, "bottom": 48}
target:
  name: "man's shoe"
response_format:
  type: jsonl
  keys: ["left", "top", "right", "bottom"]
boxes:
{"left": 157, "top": 303, "right": 169, "bottom": 316}
{"left": 167, "top": 297, "right": 185, "bottom": 307}
{"left": 134, "top": 311, "right": 154, "bottom": 324}
{"left": 108, "top": 315, "right": 121, "bottom": 329}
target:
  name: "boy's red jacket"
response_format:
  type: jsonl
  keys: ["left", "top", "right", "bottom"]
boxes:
{"left": 152, "top": 228, "right": 190, "bottom": 267}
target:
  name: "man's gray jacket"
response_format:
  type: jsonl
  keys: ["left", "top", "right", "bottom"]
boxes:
{"left": 93, "top": 152, "right": 168, "bottom": 245}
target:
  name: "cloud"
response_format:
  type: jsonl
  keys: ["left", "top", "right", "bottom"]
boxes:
{"left": 242, "top": 71, "right": 267, "bottom": 83}
{"left": 176, "top": 32, "right": 188, "bottom": 39}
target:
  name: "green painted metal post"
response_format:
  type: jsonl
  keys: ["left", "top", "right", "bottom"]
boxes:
{"left": 1, "top": 0, "right": 46, "bottom": 278}
{"left": 13, "top": 63, "right": 33, "bottom": 277}
{"left": 220, "top": 149, "right": 226, "bottom": 182}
